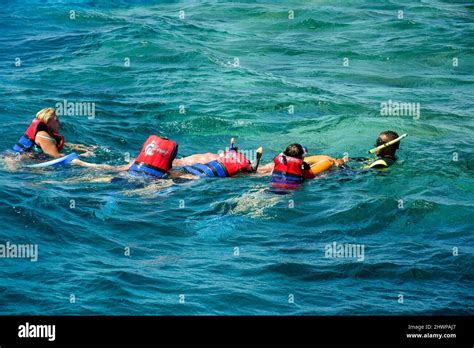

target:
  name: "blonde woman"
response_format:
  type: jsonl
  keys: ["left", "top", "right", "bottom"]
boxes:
{"left": 11, "top": 107, "right": 112, "bottom": 169}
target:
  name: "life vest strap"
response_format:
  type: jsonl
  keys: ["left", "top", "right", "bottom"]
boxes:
{"left": 271, "top": 169, "right": 305, "bottom": 186}
{"left": 272, "top": 169, "right": 304, "bottom": 179}
{"left": 194, "top": 163, "right": 219, "bottom": 177}
{"left": 271, "top": 181, "right": 301, "bottom": 188}
{"left": 12, "top": 134, "right": 35, "bottom": 153}
{"left": 209, "top": 161, "right": 229, "bottom": 177}
{"left": 129, "top": 162, "right": 168, "bottom": 178}
{"left": 182, "top": 165, "right": 207, "bottom": 177}
{"left": 184, "top": 161, "right": 228, "bottom": 177}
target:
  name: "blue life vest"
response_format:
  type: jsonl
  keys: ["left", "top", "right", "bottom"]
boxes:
{"left": 183, "top": 160, "right": 228, "bottom": 177}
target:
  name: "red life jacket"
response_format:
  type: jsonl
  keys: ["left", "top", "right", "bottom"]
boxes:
{"left": 218, "top": 150, "right": 253, "bottom": 176}
{"left": 271, "top": 153, "right": 307, "bottom": 188}
{"left": 13, "top": 118, "right": 64, "bottom": 154}
{"left": 129, "top": 135, "right": 178, "bottom": 178}
{"left": 183, "top": 150, "right": 253, "bottom": 177}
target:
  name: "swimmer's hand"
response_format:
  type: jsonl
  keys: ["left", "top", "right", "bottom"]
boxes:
{"left": 333, "top": 158, "right": 348, "bottom": 167}
{"left": 66, "top": 143, "right": 97, "bottom": 157}
{"left": 79, "top": 150, "right": 96, "bottom": 157}
{"left": 343, "top": 157, "right": 369, "bottom": 163}
{"left": 114, "top": 162, "right": 134, "bottom": 171}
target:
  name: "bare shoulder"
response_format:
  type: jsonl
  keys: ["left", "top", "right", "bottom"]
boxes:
{"left": 36, "top": 130, "right": 51, "bottom": 138}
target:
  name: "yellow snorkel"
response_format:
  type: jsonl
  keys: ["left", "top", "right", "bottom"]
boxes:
{"left": 368, "top": 133, "right": 407, "bottom": 154}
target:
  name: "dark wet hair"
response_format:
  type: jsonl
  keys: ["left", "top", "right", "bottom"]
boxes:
{"left": 284, "top": 143, "right": 305, "bottom": 159}
{"left": 376, "top": 130, "right": 400, "bottom": 157}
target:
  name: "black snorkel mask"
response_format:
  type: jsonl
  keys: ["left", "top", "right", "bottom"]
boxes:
{"left": 375, "top": 137, "right": 399, "bottom": 150}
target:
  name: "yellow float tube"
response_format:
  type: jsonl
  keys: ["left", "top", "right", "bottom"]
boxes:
{"left": 304, "top": 155, "right": 334, "bottom": 175}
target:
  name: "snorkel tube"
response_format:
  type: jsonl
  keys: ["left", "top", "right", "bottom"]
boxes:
{"left": 368, "top": 133, "right": 407, "bottom": 154}
{"left": 230, "top": 137, "right": 237, "bottom": 152}
{"left": 229, "top": 138, "right": 263, "bottom": 172}
{"left": 252, "top": 147, "right": 264, "bottom": 172}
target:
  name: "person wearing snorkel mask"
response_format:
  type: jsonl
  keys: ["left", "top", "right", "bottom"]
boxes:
{"left": 366, "top": 130, "right": 400, "bottom": 168}
{"left": 345, "top": 130, "right": 403, "bottom": 169}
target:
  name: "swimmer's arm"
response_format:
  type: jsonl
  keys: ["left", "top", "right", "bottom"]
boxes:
{"left": 65, "top": 142, "right": 93, "bottom": 151}
{"left": 172, "top": 158, "right": 185, "bottom": 166}
{"left": 74, "top": 159, "right": 133, "bottom": 171}
{"left": 344, "top": 157, "right": 370, "bottom": 163}
{"left": 75, "top": 160, "right": 135, "bottom": 171}
{"left": 319, "top": 156, "right": 351, "bottom": 167}
{"left": 301, "top": 162, "right": 316, "bottom": 179}
{"left": 114, "top": 161, "right": 134, "bottom": 171}
{"left": 70, "top": 159, "right": 114, "bottom": 170}
{"left": 64, "top": 142, "right": 97, "bottom": 157}
{"left": 68, "top": 157, "right": 134, "bottom": 171}
{"left": 255, "top": 163, "right": 274, "bottom": 176}
{"left": 35, "top": 131, "right": 62, "bottom": 158}
{"left": 69, "top": 159, "right": 132, "bottom": 171}
{"left": 332, "top": 158, "right": 348, "bottom": 167}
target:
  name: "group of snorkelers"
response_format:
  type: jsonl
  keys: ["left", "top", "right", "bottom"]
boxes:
{"left": 7, "top": 108, "right": 405, "bottom": 189}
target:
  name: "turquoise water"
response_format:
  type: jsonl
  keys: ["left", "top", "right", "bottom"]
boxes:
{"left": 0, "top": 0, "right": 473, "bottom": 315}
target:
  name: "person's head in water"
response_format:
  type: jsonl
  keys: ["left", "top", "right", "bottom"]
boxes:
{"left": 375, "top": 130, "right": 400, "bottom": 158}
{"left": 284, "top": 143, "right": 306, "bottom": 159}
{"left": 36, "top": 107, "right": 60, "bottom": 133}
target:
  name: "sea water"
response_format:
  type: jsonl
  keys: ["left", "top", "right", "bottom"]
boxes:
{"left": 0, "top": 0, "right": 472, "bottom": 315}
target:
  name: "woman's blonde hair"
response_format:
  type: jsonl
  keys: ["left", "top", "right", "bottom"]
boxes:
{"left": 36, "top": 107, "right": 57, "bottom": 123}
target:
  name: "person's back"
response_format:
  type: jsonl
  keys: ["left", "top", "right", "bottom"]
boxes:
{"left": 271, "top": 144, "right": 314, "bottom": 189}
{"left": 127, "top": 135, "right": 178, "bottom": 178}
{"left": 182, "top": 148, "right": 253, "bottom": 177}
